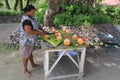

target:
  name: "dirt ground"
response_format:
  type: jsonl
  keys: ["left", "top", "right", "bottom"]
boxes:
{"left": 0, "top": 23, "right": 120, "bottom": 80}
{"left": 0, "top": 23, "right": 19, "bottom": 43}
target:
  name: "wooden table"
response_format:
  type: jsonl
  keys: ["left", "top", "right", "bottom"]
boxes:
{"left": 41, "top": 41, "right": 86, "bottom": 80}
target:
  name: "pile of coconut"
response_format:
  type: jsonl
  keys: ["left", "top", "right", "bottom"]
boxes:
{"left": 60, "top": 24, "right": 120, "bottom": 46}
{"left": 1, "top": 23, "right": 120, "bottom": 48}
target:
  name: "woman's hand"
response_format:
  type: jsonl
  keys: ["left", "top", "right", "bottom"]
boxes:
{"left": 39, "top": 31, "right": 46, "bottom": 36}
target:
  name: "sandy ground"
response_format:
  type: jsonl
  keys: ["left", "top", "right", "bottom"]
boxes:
{"left": 0, "top": 23, "right": 120, "bottom": 80}
{"left": 0, "top": 23, "right": 19, "bottom": 43}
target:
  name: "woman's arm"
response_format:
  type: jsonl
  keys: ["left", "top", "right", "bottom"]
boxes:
{"left": 24, "top": 25, "right": 45, "bottom": 35}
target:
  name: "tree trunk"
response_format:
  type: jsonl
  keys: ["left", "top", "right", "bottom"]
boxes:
{"left": 92, "top": 0, "right": 96, "bottom": 8}
{"left": 5, "top": 0, "right": 10, "bottom": 9}
{"left": 43, "top": 0, "right": 81, "bottom": 26}
{"left": 20, "top": 0, "right": 23, "bottom": 11}
{"left": 89, "top": 0, "right": 96, "bottom": 7}
{"left": 44, "top": 0, "right": 62, "bottom": 26}
{"left": 26, "top": 0, "right": 30, "bottom": 6}
{"left": 43, "top": 0, "right": 99, "bottom": 26}
{"left": 14, "top": 0, "right": 19, "bottom": 11}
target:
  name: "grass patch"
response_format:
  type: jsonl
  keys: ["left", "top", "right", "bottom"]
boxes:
{"left": 0, "top": 44, "right": 18, "bottom": 53}
{"left": 0, "top": 10, "right": 22, "bottom": 16}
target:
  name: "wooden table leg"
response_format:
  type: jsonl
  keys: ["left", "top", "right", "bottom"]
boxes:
{"left": 79, "top": 48, "right": 86, "bottom": 79}
{"left": 43, "top": 47, "right": 86, "bottom": 80}
{"left": 44, "top": 50, "right": 49, "bottom": 80}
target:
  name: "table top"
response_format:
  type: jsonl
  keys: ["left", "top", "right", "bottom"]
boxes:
{"left": 40, "top": 30, "right": 88, "bottom": 47}
{"left": 41, "top": 41, "right": 86, "bottom": 51}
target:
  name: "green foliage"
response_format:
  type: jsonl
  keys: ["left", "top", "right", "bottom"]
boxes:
{"left": 60, "top": 3, "right": 96, "bottom": 15}
{"left": 54, "top": 3, "right": 112, "bottom": 26}
{"left": 35, "top": 0, "right": 48, "bottom": 25}
{"left": 0, "top": 2, "right": 4, "bottom": 8}
{"left": 0, "top": 44, "right": 18, "bottom": 53}
{"left": 0, "top": 10, "right": 22, "bottom": 16}
{"left": 96, "top": 6, "right": 120, "bottom": 24}
{"left": 90, "top": 14, "right": 112, "bottom": 24}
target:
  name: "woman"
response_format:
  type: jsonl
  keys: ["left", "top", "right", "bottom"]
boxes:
{"left": 19, "top": 5, "right": 46, "bottom": 78}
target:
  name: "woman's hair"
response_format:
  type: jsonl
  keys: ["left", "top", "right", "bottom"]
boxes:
{"left": 22, "top": 20, "right": 33, "bottom": 30}
{"left": 23, "top": 5, "right": 36, "bottom": 13}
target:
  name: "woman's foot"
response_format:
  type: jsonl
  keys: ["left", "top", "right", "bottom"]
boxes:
{"left": 24, "top": 71, "right": 32, "bottom": 78}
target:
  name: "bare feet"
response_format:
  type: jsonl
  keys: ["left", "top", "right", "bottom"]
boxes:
{"left": 24, "top": 71, "right": 32, "bottom": 78}
{"left": 32, "top": 64, "right": 39, "bottom": 68}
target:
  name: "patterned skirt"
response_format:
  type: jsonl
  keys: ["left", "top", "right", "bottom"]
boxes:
{"left": 19, "top": 45, "right": 35, "bottom": 58}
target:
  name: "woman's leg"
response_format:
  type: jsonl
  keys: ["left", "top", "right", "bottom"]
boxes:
{"left": 23, "top": 58, "right": 31, "bottom": 78}
{"left": 29, "top": 54, "right": 38, "bottom": 68}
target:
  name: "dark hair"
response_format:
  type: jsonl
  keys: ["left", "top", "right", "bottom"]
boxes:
{"left": 23, "top": 5, "right": 36, "bottom": 13}
{"left": 22, "top": 20, "right": 33, "bottom": 30}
